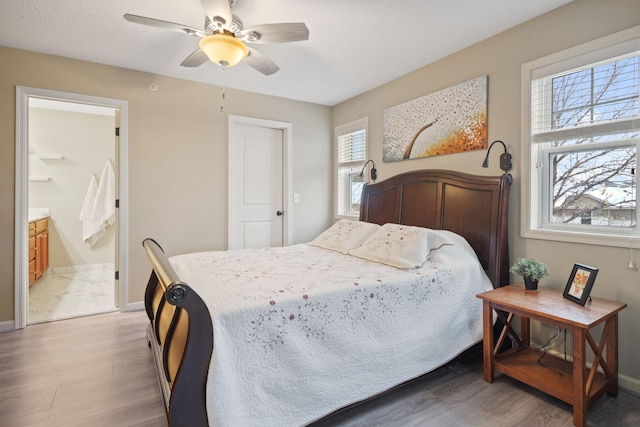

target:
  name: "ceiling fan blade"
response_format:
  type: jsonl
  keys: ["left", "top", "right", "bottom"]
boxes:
{"left": 201, "top": 0, "right": 233, "bottom": 30}
{"left": 239, "top": 23, "right": 309, "bottom": 44}
{"left": 124, "top": 14, "right": 204, "bottom": 37}
{"left": 244, "top": 48, "right": 279, "bottom": 76}
{"left": 180, "top": 49, "right": 209, "bottom": 67}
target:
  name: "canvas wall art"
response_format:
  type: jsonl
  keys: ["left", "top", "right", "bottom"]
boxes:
{"left": 383, "top": 76, "right": 488, "bottom": 162}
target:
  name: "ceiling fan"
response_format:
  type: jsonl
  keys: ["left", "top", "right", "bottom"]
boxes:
{"left": 124, "top": 0, "right": 309, "bottom": 76}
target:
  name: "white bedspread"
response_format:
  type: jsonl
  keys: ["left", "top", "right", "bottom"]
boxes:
{"left": 169, "top": 230, "right": 493, "bottom": 427}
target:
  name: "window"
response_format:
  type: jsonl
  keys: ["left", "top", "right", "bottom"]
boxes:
{"left": 336, "top": 118, "right": 368, "bottom": 218}
{"left": 522, "top": 27, "right": 640, "bottom": 246}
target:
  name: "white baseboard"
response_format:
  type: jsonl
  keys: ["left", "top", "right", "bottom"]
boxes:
{"left": 123, "top": 301, "right": 144, "bottom": 312}
{"left": 547, "top": 348, "right": 640, "bottom": 396}
{"left": 619, "top": 373, "right": 640, "bottom": 396}
{"left": 0, "top": 320, "right": 16, "bottom": 333}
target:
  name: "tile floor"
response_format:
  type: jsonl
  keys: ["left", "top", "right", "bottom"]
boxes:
{"left": 28, "top": 264, "right": 117, "bottom": 324}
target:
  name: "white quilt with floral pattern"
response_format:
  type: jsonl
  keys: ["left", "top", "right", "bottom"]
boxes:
{"left": 169, "top": 230, "right": 493, "bottom": 427}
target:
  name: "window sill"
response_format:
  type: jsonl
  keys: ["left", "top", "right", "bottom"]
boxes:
{"left": 522, "top": 227, "right": 638, "bottom": 249}
{"left": 335, "top": 214, "right": 360, "bottom": 221}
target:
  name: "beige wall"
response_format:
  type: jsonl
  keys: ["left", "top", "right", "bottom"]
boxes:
{"left": 333, "top": 0, "right": 640, "bottom": 386}
{"left": 2, "top": 0, "right": 639, "bottom": 389}
{"left": 29, "top": 107, "right": 116, "bottom": 268}
{"left": 0, "top": 47, "right": 332, "bottom": 320}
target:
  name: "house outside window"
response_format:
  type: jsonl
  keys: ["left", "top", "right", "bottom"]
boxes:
{"left": 522, "top": 27, "right": 640, "bottom": 247}
{"left": 335, "top": 118, "right": 368, "bottom": 218}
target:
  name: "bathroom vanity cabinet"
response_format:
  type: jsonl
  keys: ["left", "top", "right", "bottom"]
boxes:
{"left": 29, "top": 218, "right": 49, "bottom": 287}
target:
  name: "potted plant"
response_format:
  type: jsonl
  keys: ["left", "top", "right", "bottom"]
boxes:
{"left": 510, "top": 258, "right": 549, "bottom": 290}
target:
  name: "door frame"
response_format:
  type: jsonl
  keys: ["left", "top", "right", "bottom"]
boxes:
{"left": 14, "top": 86, "right": 129, "bottom": 329}
{"left": 228, "top": 115, "right": 292, "bottom": 248}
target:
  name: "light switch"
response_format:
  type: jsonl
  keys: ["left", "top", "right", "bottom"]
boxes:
{"left": 293, "top": 193, "right": 300, "bottom": 203}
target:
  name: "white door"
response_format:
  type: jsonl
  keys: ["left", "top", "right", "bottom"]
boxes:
{"left": 229, "top": 116, "right": 292, "bottom": 249}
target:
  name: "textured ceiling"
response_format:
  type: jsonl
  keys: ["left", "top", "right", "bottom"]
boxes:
{"left": 0, "top": 0, "right": 572, "bottom": 106}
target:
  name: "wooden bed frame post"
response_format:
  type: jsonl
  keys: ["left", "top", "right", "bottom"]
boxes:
{"left": 165, "top": 282, "right": 213, "bottom": 427}
{"left": 143, "top": 238, "right": 213, "bottom": 427}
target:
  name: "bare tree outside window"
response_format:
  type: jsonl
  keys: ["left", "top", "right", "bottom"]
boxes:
{"left": 547, "top": 56, "right": 639, "bottom": 228}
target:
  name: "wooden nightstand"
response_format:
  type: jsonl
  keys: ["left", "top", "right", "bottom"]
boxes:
{"left": 477, "top": 284, "right": 626, "bottom": 427}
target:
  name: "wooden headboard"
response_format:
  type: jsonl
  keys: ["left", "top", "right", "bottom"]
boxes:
{"left": 359, "top": 169, "right": 512, "bottom": 288}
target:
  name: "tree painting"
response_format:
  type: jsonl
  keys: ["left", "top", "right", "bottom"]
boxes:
{"left": 383, "top": 76, "right": 487, "bottom": 162}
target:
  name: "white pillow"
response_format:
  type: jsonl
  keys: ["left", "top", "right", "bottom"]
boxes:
{"left": 308, "top": 220, "right": 380, "bottom": 254}
{"left": 349, "top": 223, "right": 453, "bottom": 269}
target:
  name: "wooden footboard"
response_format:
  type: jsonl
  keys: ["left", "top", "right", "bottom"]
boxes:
{"left": 143, "top": 238, "right": 213, "bottom": 427}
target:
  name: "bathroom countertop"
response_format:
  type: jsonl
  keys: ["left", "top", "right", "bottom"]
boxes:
{"left": 28, "top": 208, "right": 50, "bottom": 222}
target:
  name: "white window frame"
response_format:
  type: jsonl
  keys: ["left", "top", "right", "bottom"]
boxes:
{"left": 335, "top": 117, "right": 368, "bottom": 219}
{"left": 521, "top": 25, "right": 640, "bottom": 248}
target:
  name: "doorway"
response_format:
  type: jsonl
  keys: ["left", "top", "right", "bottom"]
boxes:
{"left": 228, "top": 115, "right": 292, "bottom": 249}
{"left": 14, "top": 86, "right": 129, "bottom": 329}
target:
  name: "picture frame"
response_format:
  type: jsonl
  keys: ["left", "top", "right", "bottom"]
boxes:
{"left": 563, "top": 263, "right": 598, "bottom": 305}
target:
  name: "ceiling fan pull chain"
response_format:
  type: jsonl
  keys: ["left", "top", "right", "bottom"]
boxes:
{"left": 220, "top": 82, "right": 226, "bottom": 112}
{"left": 220, "top": 66, "right": 226, "bottom": 112}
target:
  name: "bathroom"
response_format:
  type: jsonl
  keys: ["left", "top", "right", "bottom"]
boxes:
{"left": 27, "top": 98, "right": 117, "bottom": 323}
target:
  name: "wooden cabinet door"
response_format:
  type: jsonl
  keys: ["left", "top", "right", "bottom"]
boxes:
{"left": 29, "top": 259, "right": 36, "bottom": 287}
{"left": 29, "top": 236, "right": 36, "bottom": 287}
{"left": 35, "top": 230, "right": 49, "bottom": 280}
{"left": 29, "top": 218, "right": 50, "bottom": 284}
{"left": 40, "top": 230, "right": 49, "bottom": 272}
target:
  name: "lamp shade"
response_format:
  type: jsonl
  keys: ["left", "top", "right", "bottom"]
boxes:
{"left": 199, "top": 32, "right": 248, "bottom": 67}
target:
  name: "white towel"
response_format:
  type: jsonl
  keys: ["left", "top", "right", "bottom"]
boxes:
{"left": 80, "top": 160, "right": 116, "bottom": 247}
{"left": 92, "top": 159, "right": 116, "bottom": 229}
{"left": 80, "top": 174, "right": 102, "bottom": 247}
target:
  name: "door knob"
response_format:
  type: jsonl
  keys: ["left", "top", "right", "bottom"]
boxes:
{"left": 276, "top": 210, "right": 284, "bottom": 216}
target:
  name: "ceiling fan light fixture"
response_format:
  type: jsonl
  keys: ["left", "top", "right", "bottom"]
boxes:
{"left": 199, "top": 31, "right": 248, "bottom": 67}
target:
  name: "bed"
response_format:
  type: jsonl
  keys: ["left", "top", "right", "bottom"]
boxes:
{"left": 143, "top": 169, "right": 511, "bottom": 427}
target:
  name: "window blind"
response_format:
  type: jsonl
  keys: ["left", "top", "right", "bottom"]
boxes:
{"left": 531, "top": 50, "right": 639, "bottom": 144}
{"left": 337, "top": 129, "right": 366, "bottom": 165}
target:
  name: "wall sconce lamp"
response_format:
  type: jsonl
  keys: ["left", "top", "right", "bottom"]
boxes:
{"left": 482, "top": 140, "right": 512, "bottom": 173}
{"left": 359, "top": 160, "right": 377, "bottom": 182}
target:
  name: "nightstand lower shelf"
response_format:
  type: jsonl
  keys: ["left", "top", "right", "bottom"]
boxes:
{"left": 495, "top": 346, "right": 611, "bottom": 406}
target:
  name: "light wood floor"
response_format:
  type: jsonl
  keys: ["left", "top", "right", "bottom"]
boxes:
{"left": 1, "top": 311, "right": 638, "bottom": 427}
{"left": 313, "top": 350, "right": 640, "bottom": 427}
{"left": 0, "top": 311, "right": 166, "bottom": 427}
